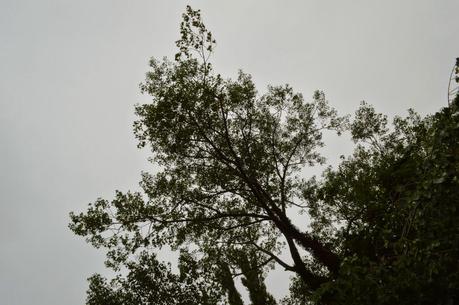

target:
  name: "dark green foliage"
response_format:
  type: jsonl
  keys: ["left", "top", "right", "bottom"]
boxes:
{"left": 236, "top": 251, "right": 276, "bottom": 305}
{"left": 70, "top": 5, "right": 459, "bottom": 305}
{"left": 303, "top": 101, "right": 459, "bottom": 304}
{"left": 85, "top": 252, "right": 220, "bottom": 305}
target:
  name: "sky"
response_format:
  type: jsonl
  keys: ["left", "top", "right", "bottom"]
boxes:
{"left": 0, "top": 1, "right": 458, "bottom": 304}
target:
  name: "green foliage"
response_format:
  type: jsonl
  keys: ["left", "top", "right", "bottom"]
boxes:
{"left": 85, "top": 251, "right": 222, "bottom": 305}
{"left": 70, "top": 6, "right": 459, "bottom": 305}
{"left": 304, "top": 101, "right": 459, "bottom": 304}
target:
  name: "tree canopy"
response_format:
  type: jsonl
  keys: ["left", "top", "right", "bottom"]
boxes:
{"left": 70, "top": 6, "right": 459, "bottom": 305}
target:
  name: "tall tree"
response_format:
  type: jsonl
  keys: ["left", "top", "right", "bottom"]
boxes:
{"left": 70, "top": 6, "right": 459, "bottom": 305}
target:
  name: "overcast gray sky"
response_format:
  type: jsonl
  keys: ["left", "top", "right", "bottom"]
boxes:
{"left": 1, "top": 1, "right": 458, "bottom": 304}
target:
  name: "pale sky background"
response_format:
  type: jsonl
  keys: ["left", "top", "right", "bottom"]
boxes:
{"left": 1, "top": 1, "right": 458, "bottom": 304}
